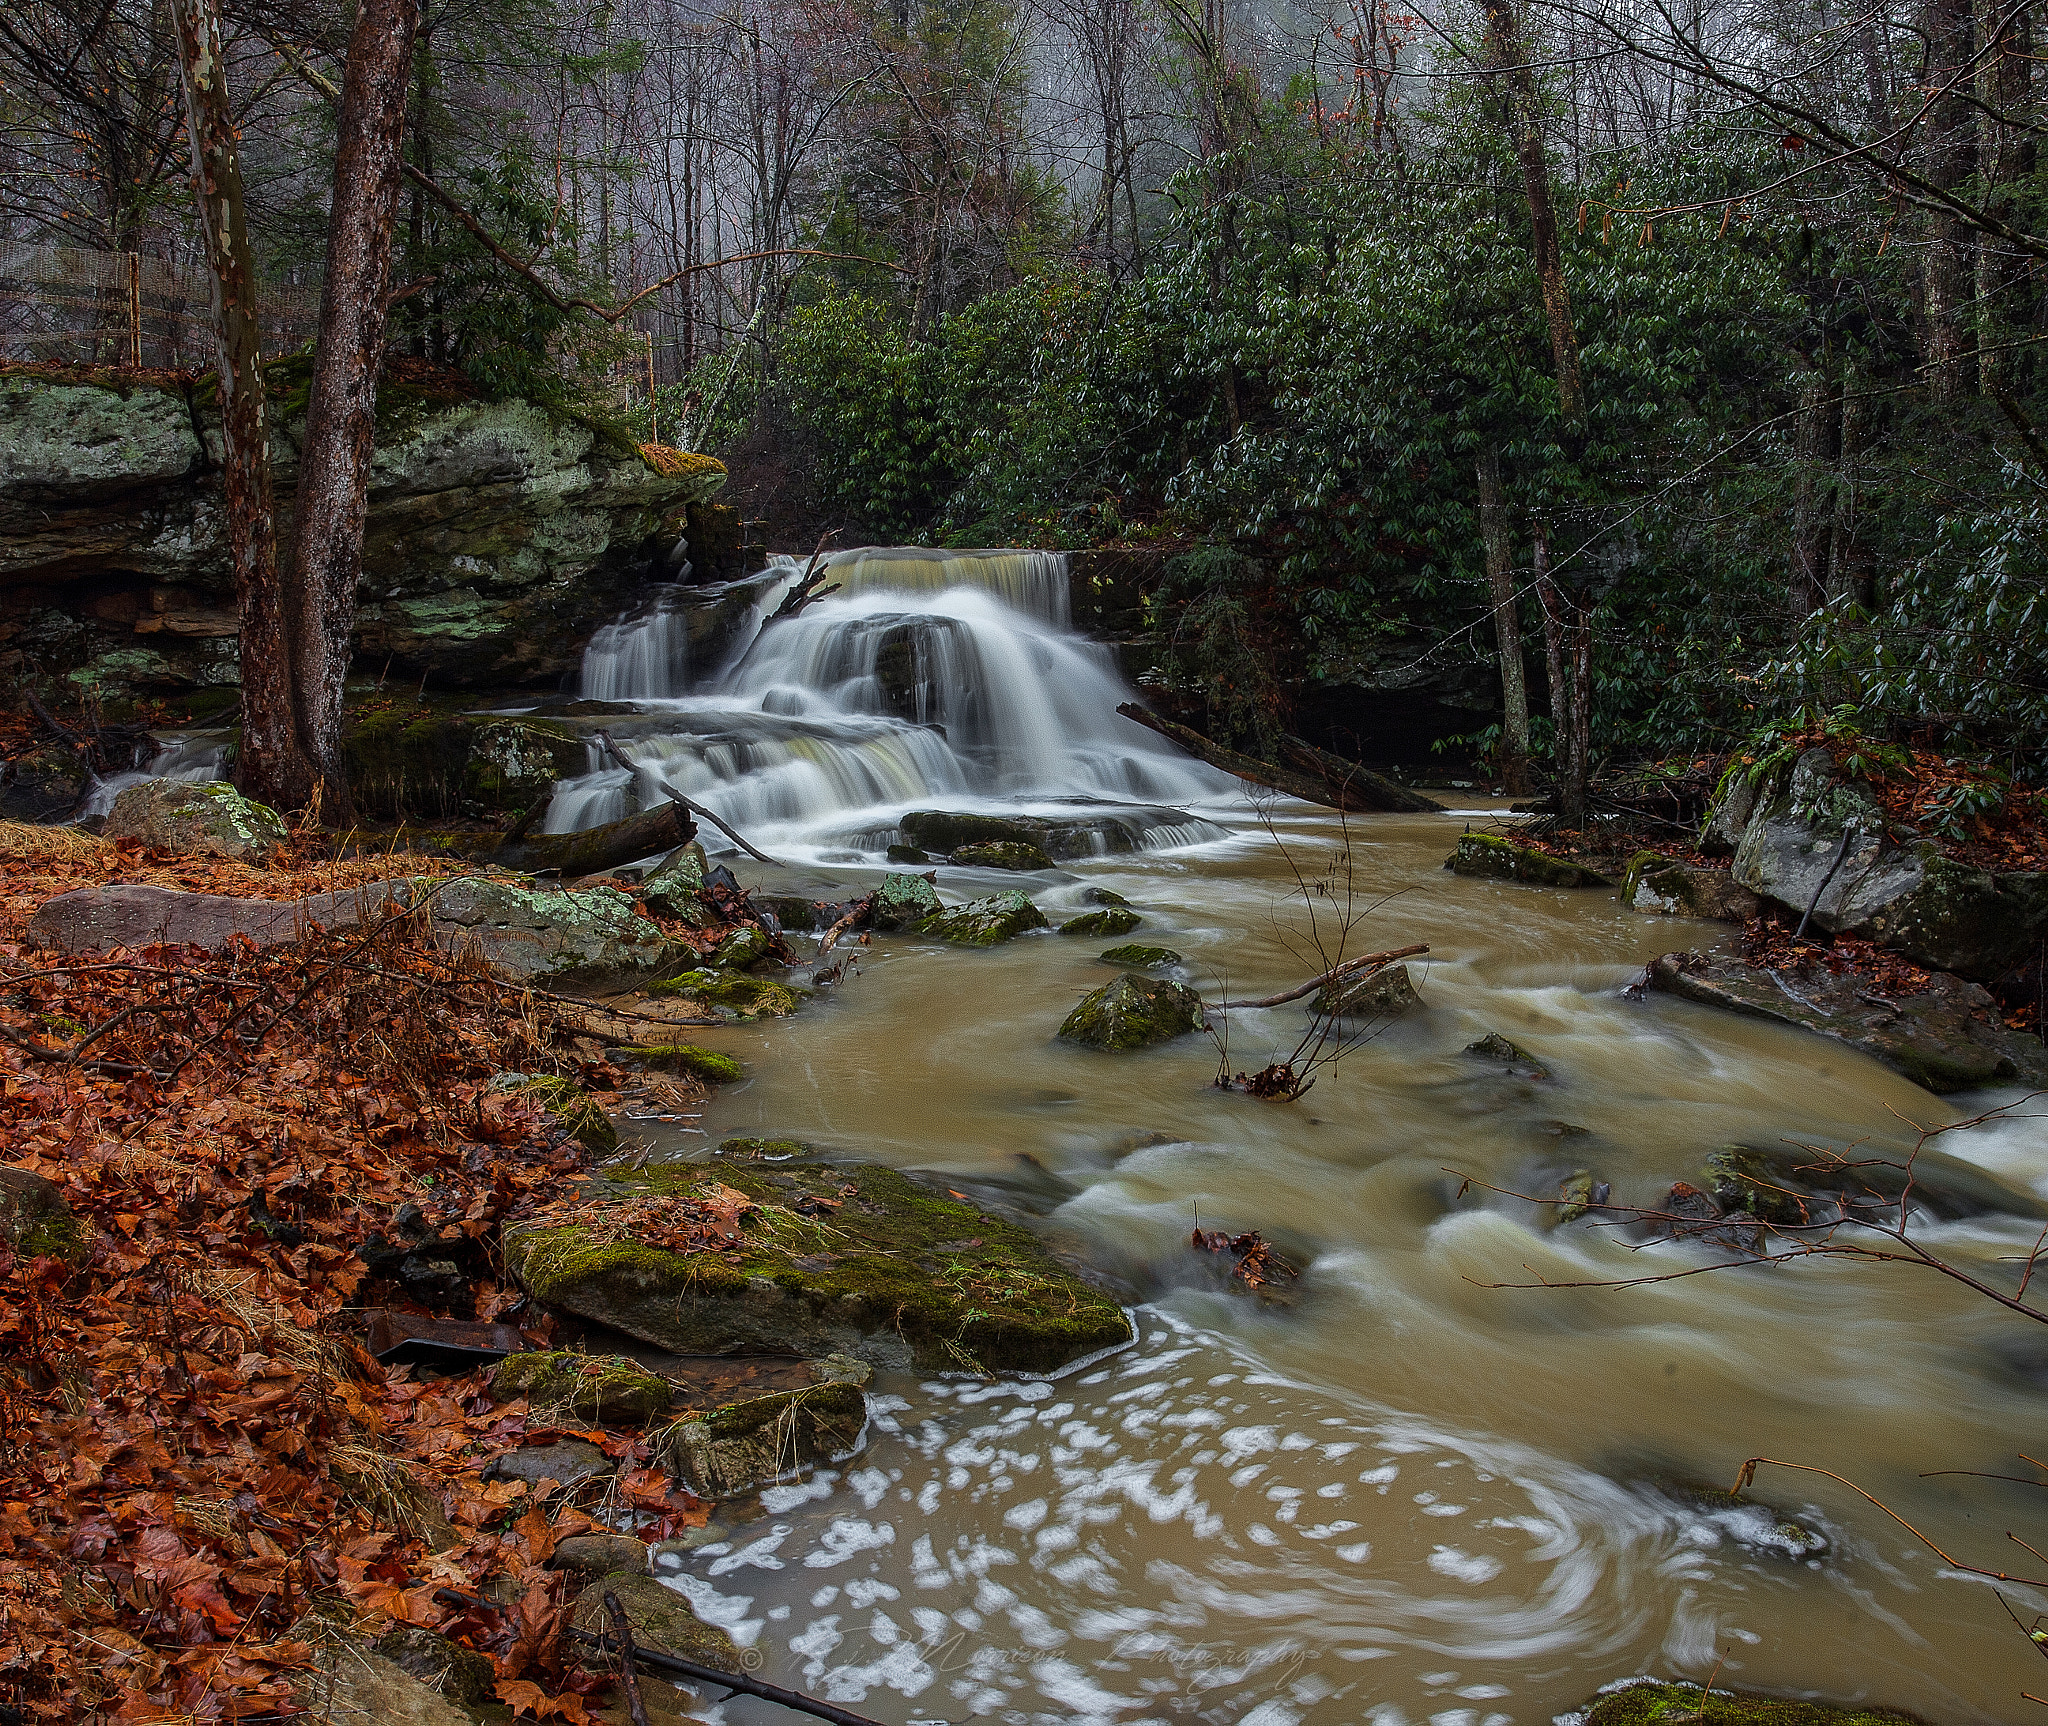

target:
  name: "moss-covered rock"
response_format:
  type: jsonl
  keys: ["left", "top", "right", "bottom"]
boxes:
{"left": 1059, "top": 974, "right": 1207, "bottom": 1050}
{"left": 103, "top": 779, "right": 286, "bottom": 861}
{"left": 571, "top": 1571, "right": 740, "bottom": 1674}
{"left": 872, "top": 871, "right": 942, "bottom": 929}
{"left": 648, "top": 969, "right": 809, "bottom": 1019}
{"left": 1581, "top": 1679, "right": 1920, "bottom": 1724}
{"left": 953, "top": 839, "right": 1056, "bottom": 871}
{"left": 901, "top": 811, "right": 1045, "bottom": 854}
{"left": 1621, "top": 850, "right": 1762, "bottom": 922}
{"left": 709, "top": 925, "right": 770, "bottom": 970}
{"left": 614, "top": 1044, "right": 745, "bottom": 1083}
{"left": 1061, "top": 907, "right": 1141, "bottom": 937}
{"left": 492, "top": 1349, "right": 672, "bottom": 1423}
{"left": 918, "top": 889, "right": 1049, "bottom": 946}
{"left": 504, "top": 1160, "right": 1132, "bottom": 1373}
{"left": 495, "top": 1074, "right": 617, "bottom": 1154}
{"left": 887, "top": 844, "right": 931, "bottom": 864}
{"left": 1100, "top": 943, "right": 1182, "bottom": 967}
{"left": 717, "top": 1136, "right": 811, "bottom": 1158}
{"left": 658, "top": 1380, "right": 868, "bottom": 1498}
{"left": 1315, "top": 962, "right": 1421, "bottom": 1018}
{"left": 0, "top": 1168, "right": 85, "bottom": 1263}
{"left": 1554, "top": 1169, "right": 1598, "bottom": 1225}
{"left": 1701, "top": 1146, "right": 1811, "bottom": 1226}
{"left": 1447, "top": 833, "right": 1611, "bottom": 888}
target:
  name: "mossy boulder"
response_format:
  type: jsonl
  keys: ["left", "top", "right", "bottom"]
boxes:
{"left": 491, "top": 1350, "right": 672, "bottom": 1424}
{"left": 1059, "top": 974, "right": 1207, "bottom": 1050}
{"left": 1581, "top": 1679, "right": 1920, "bottom": 1725}
{"left": 708, "top": 925, "right": 771, "bottom": 970}
{"left": 1100, "top": 943, "right": 1182, "bottom": 967}
{"left": 1447, "top": 833, "right": 1610, "bottom": 888}
{"left": 918, "top": 889, "right": 1049, "bottom": 945}
{"left": 103, "top": 779, "right": 286, "bottom": 861}
{"left": 503, "top": 1160, "right": 1132, "bottom": 1373}
{"left": 1554, "top": 1170, "right": 1599, "bottom": 1225}
{"left": 649, "top": 969, "right": 809, "bottom": 1019}
{"left": 639, "top": 842, "right": 711, "bottom": 923}
{"left": 614, "top": 1044, "right": 745, "bottom": 1083}
{"left": 495, "top": 1074, "right": 617, "bottom": 1154}
{"left": 658, "top": 1380, "right": 868, "bottom": 1498}
{"left": 1315, "top": 962, "right": 1421, "bottom": 1018}
{"left": 1061, "top": 907, "right": 1141, "bottom": 938}
{"left": 571, "top": 1572, "right": 739, "bottom": 1674}
{"left": 0, "top": 1168, "right": 85, "bottom": 1264}
{"left": 1702, "top": 1146, "right": 1811, "bottom": 1226}
{"left": 887, "top": 844, "right": 931, "bottom": 864}
{"left": 953, "top": 839, "right": 1056, "bottom": 871}
{"left": 872, "top": 870, "right": 943, "bottom": 930}
{"left": 1621, "top": 850, "right": 1761, "bottom": 922}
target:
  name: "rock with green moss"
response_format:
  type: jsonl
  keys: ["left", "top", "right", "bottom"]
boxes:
{"left": 887, "top": 844, "right": 930, "bottom": 864}
{"left": 1701, "top": 1145, "right": 1811, "bottom": 1226}
{"left": 615, "top": 1044, "right": 745, "bottom": 1083}
{"left": 1621, "top": 850, "right": 1761, "bottom": 922}
{"left": 1061, "top": 907, "right": 1141, "bottom": 937}
{"left": 504, "top": 1160, "right": 1133, "bottom": 1373}
{"left": 103, "top": 779, "right": 286, "bottom": 861}
{"left": 871, "top": 871, "right": 943, "bottom": 930}
{"left": 918, "top": 889, "right": 1049, "bottom": 946}
{"left": 709, "top": 925, "right": 771, "bottom": 970}
{"left": 494, "top": 1073, "right": 617, "bottom": 1154}
{"left": 1580, "top": 1679, "right": 1919, "bottom": 1725}
{"left": 1060, "top": 974, "right": 1206, "bottom": 1050}
{"left": 718, "top": 1136, "right": 811, "bottom": 1158}
{"left": 0, "top": 1168, "right": 85, "bottom": 1263}
{"left": 1100, "top": 943, "right": 1182, "bottom": 967}
{"left": 491, "top": 1349, "right": 672, "bottom": 1423}
{"left": 1554, "top": 1169, "right": 1599, "bottom": 1225}
{"left": 649, "top": 969, "right": 808, "bottom": 1019}
{"left": 429, "top": 876, "right": 674, "bottom": 988}
{"left": 343, "top": 705, "right": 583, "bottom": 821}
{"left": 1447, "top": 833, "right": 1611, "bottom": 888}
{"left": 571, "top": 1571, "right": 740, "bottom": 1673}
{"left": 658, "top": 1380, "right": 868, "bottom": 1498}
{"left": 640, "top": 843, "right": 711, "bottom": 923}
{"left": 901, "top": 811, "right": 1046, "bottom": 855}
{"left": 953, "top": 839, "right": 1056, "bottom": 871}
{"left": 1315, "top": 962, "right": 1421, "bottom": 1018}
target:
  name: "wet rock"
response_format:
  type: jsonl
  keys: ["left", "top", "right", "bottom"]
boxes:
{"left": 1621, "top": 851, "right": 1761, "bottom": 922}
{"left": 649, "top": 968, "right": 809, "bottom": 1018}
{"left": 571, "top": 1571, "right": 741, "bottom": 1673}
{"left": 1662, "top": 1181, "right": 1762, "bottom": 1254}
{"left": 902, "top": 807, "right": 1205, "bottom": 861}
{"left": 1100, "top": 943, "right": 1183, "bottom": 967}
{"left": 871, "top": 870, "right": 942, "bottom": 930}
{"left": 1316, "top": 962, "right": 1421, "bottom": 1018}
{"left": 954, "top": 839, "right": 1056, "bottom": 871}
{"left": 1581, "top": 1680, "right": 1915, "bottom": 1724}
{"left": 1446, "top": 833, "right": 1610, "bottom": 888}
{"left": 370, "top": 1627, "right": 496, "bottom": 1706}
{"left": 658, "top": 1380, "right": 868, "bottom": 1498}
{"left": 717, "top": 1136, "right": 811, "bottom": 1158}
{"left": 1642, "top": 949, "right": 2048, "bottom": 1095}
{"left": 1061, "top": 907, "right": 1141, "bottom": 937}
{"left": 614, "top": 1044, "right": 745, "bottom": 1083}
{"left": 103, "top": 778, "right": 287, "bottom": 861}
{"left": 1464, "top": 1031, "right": 1549, "bottom": 1078}
{"left": 1553, "top": 1169, "right": 1605, "bottom": 1225}
{"left": 431, "top": 876, "right": 675, "bottom": 988}
{"left": 548, "top": 1532, "right": 651, "bottom": 1578}
{"left": 1691, "top": 1135, "right": 2044, "bottom": 1223}
{"left": 0, "top": 1167, "right": 85, "bottom": 1263}
{"left": 1701, "top": 1145, "right": 1810, "bottom": 1226}
{"left": 640, "top": 842, "right": 711, "bottom": 922}
{"left": 708, "top": 924, "right": 770, "bottom": 970}
{"left": 888, "top": 844, "right": 930, "bottom": 864}
{"left": 1059, "top": 973, "right": 1207, "bottom": 1050}
{"left": 480, "top": 1438, "right": 611, "bottom": 1490}
{"left": 491, "top": 1073, "right": 617, "bottom": 1154}
{"left": 749, "top": 892, "right": 824, "bottom": 931}
{"left": 491, "top": 1350, "right": 673, "bottom": 1423}
{"left": 1083, "top": 887, "right": 1131, "bottom": 907}
{"left": 901, "top": 810, "right": 1047, "bottom": 854}
{"left": 1646, "top": 1482, "right": 1832, "bottom": 1561}
{"left": 918, "top": 888, "right": 1049, "bottom": 945}
{"left": 504, "top": 1159, "right": 1132, "bottom": 1373}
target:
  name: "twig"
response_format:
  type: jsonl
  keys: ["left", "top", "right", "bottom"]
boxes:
{"left": 566, "top": 1626, "right": 886, "bottom": 1725}
{"left": 817, "top": 893, "right": 875, "bottom": 957}
{"left": 603, "top": 1592, "right": 652, "bottom": 1726}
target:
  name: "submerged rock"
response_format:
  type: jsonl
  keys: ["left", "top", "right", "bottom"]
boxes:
{"left": 1447, "top": 832, "right": 1610, "bottom": 888}
{"left": 1060, "top": 974, "right": 1207, "bottom": 1050}
{"left": 1701, "top": 1145, "right": 1810, "bottom": 1226}
{"left": 953, "top": 839, "right": 1056, "bottom": 871}
{"left": 1581, "top": 1681, "right": 1917, "bottom": 1725}
{"left": 918, "top": 889, "right": 1049, "bottom": 945}
{"left": 1464, "top": 1031, "right": 1549, "bottom": 1078}
{"left": 1316, "top": 962, "right": 1421, "bottom": 1018}
{"left": 103, "top": 779, "right": 287, "bottom": 861}
{"left": 658, "top": 1378, "right": 868, "bottom": 1498}
{"left": 504, "top": 1160, "right": 1131, "bottom": 1373}
{"left": 717, "top": 1136, "right": 812, "bottom": 1158}
{"left": 1061, "top": 907, "right": 1141, "bottom": 937}
{"left": 1100, "top": 943, "right": 1182, "bottom": 967}
{"left": 491, "top": 1350, "right": 672, "bottom": 1424}
{"left": 1621, "top": 851, "right": 1761, "bottom": 922}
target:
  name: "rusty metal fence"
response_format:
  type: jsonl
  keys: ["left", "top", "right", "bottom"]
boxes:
{"left": 0, "top": 243, "right": 321, "bottom": 370}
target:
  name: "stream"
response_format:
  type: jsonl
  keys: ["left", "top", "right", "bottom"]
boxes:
{"left": 562, "top": 552, "right": 2048, "bottom": 1722}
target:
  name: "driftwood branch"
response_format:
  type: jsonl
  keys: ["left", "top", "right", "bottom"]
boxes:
{"left": 1210, "top": 943, "right": 1429, "bottom": 1010}
{"left": 567, "top": 1627, "right": 887, "bottom": 1726}
{"left": 770, "top": 531, "right": 843, "bottom": 622}
{"left": 594, "top": 730, "right": 783, "bottom": 866}
{"left": 1116, "top": 705, "right": 1439, "bottom": 814}
{"left": 817, "top": 892, "right": 876, "bottom": 956}
{"left": 379, "top": 803, "right": 695, "bottom": 876}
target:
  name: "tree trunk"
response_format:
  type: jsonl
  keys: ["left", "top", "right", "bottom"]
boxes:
{"left": 287, "top": 0, "right": 422, "bottom": 821}
{"left": 169, "top": 0, "right": 312, "bottom": 808}
{"left": 1532, "top": 521, "right": 1589, "bottom": 828}
{"left": 1828, "top": 360, "right": 1874, "bottom": 610}
{"left": 1474, "top": 446, "right": 1530, "bottom": 792}
{"left": 1789, "top": 365, "right": 1836, "bottom": 624}
{"left": 1921, "top": 0, "right": 1977, "bottom": 399}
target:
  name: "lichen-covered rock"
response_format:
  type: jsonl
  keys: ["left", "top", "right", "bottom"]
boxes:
{"left": 1447, "top": 832, "right": 1610, "bottom": 887}
{"left": 103, "top": 779, "right": 287, "bottom": 861}
{"left": 1866, "top": 855, "right": 2048, "bottom": 984}
{"left": 1622, "top": 851, "right": 1762, "bottom": 922}
{"left": 870, "top": 870, "right": 943, "bottom": 930}
{"left": 918, "top": 889, "right": 1049, "bottom": 945}
{"left": 658, "top": 1381, "right": 868, "bottom": 1498}
{"left": 1061, "top": 907, "right": 1141, "bottom": 937}
{"left": 1580, "top": 1677, "right": 1918, "bottom": 1724}
{"left": 0, "top": 1167, "right": 85, "bottom": 1263}
{"left": 640, "top": 842, "right": 710, "bottom": 922}
{"left": 709, "top": 925, "right": 770, "bottom": 970}
{"left": 1059, "top": 973, "right": 1206, "bottom": 1050}
{"left": 1554, "top": 1170, "right": 1599, "bottom": 1225}
{"left": 342, "top": 706, "right": 583, "bottom": 820}
{"left": 1315, "top": 962, "right": 1421, "bottom": 1018}
{"left": 491, "top": 1350, "right": 672, "bottom": 1423}
{"left": 492, "top": 1074, "right": 616, "bottom": 1154}
{"left": 1100, "top": 943, "right": 1182, "bottom": 967}
{"left": 615, "top": 1044, "right": 745, "bottom": 1083}
{"left": 571, "top": 1571, "right": 740, "bottom": 1674}
{"left": 953, "top": 839, "right": 1056, "bottom": 871}
{"left": 504, "top": 1160, "right": 1132, "bottom": 1373}
{"left": 649, "top": 969, "right": 808, "bottom": 1018}
{"left": 428, "top": 877, "right": 672, "bottom": 987}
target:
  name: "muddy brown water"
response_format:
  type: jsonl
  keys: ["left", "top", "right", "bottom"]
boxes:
{"left": 629, "top": 805, "right": 2048, "bottom": 1726}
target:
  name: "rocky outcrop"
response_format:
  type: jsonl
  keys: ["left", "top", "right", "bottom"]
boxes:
{"left": 1621, "top": 851, "right": 1761, "bottom": 922}
{"left": 1059, "top": 973, "right": 1207, "bottom": 1049}
{"left": 1642, "top": 950, "right": 2048, "bottom": 1094}
{"left": 1446, "top": 833, "right": 1611, "bottom": 887}
{"left": 504, "top": 1160, "right": 1132, "bottom": 1373}
{"left": 0, "top": 369, "right": 725, "bottom": 697}
{"left": 918, "top": 889, "right": 1049, "bottom": 945}
{"left": 103, "top": 779, "right": 286, "bottom": 861}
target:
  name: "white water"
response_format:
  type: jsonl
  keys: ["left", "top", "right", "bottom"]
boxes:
{"left": 550, "top": 549, "right": 1232, "bottom": 854}
{"left": 77, "top": 734, "right": 230, "bottom": 821}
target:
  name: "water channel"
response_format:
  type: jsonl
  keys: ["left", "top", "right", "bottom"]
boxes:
{"left": 557, "top": 551, "right": 2048, "bottom": 1725}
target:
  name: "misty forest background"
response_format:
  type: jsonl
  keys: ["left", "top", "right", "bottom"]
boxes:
{"left": 13, "top": 0, "right": 2048, "bottom": 789}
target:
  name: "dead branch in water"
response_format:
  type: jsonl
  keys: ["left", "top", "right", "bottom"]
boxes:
{"left": 1209, "top": 944, "right": 1429, "bottom": 1011}
{"left": 593, "top": 730, "right": 783, "bottom": 866}
{"left": 817, "top": 892, "right": 876, "bottom": 957}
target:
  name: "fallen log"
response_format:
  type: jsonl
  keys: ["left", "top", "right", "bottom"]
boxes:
{"left": 382, "top": 802, "right": 696, "bottom": 876}
{"left": 1209, "top": 943, "right": 1429, "bottom": 1010}
{"left": 1276, "top": 734, "right": 1441, "bottom": 814}
{"left": 595, "top": 730, "right": 783, "bottom": 866}
{"left": 1116, "top": 705, "right": 1439, "bottom": 814}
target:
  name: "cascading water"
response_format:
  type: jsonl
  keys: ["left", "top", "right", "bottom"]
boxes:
{"left": 550, "top": 548, "right": 1235, "bottom": 856}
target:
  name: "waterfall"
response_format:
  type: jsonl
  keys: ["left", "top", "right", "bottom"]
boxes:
{"left": 77, "top": 735, "right": 231, "bottom": 821}
{"left": 550, "top": 546, "right": 1235, "bottom": 856}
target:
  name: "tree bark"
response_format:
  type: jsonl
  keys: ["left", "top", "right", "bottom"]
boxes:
{"left": 288, "top": 0, "right": 422, "bottom": 821}
{"left": 1474, "top": 446, "right": 1530, "bottom": 792}
{"left": 1829, "top": 361, "right": 1875, "bottom": 610}
{"left": 170, "top": 0, "right": 312, "bottom": 808}
{"left": 1789, "top": 365, "right": 1836, "bottom": 624}
{"left": 1921, "top": 0, "right": 1977, "bottom": 399}
{"left": 1532, "top": 521, "right": 1589, "bottom": 828}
